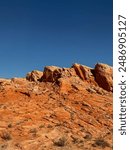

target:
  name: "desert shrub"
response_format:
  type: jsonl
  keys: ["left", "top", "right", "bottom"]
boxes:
{"left": 0, "top": 132, "right": 12, "bottom": 141}
{"left": 92, "top": 138, "right": 110, "bottom": 148}
{"left": 53, "top": 137, "right": 66, "bottom": 147}
{"left": 8, "top": 123, "right": 12, "bottom": 128}
{"left": 0, "top": 144, "right": 8, "bottom": 149}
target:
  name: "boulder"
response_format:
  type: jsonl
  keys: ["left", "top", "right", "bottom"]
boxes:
{"left": 94, "top": 63, "right": 113, "bottom": 92}
{"left": 41, "top": 66, "right": 62, "bottom": 82}
{"left": 41, "top": 66, "right": 77, "bottom": 82}
{"left": 72, "top": 63, "right": 93, "bottom": 80}
{"left": 26, "top": 70, "right": 43, "bottom": 82}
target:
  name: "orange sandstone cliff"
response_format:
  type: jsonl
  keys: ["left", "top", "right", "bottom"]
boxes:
{"left": 0, "top": 63, "right": 113, "bottom": 150}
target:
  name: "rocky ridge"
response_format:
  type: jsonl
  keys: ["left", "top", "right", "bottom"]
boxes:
{"left": 0, "top": 63, "right": 113, "bottom": 150}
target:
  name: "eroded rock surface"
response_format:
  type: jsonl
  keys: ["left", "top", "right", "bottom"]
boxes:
{"left": 72, "top": 63, "right": 93, "bottom": 80}
{"left": 94, "top": 63, "right": 113, "bottom": 92}
{"left": 26, "top": 70, "right": 43, "bottom": 82}
{"left": 41, "top": 66, "right": 62, "bottom": 82}
{"left": 0, "top": 63, "right": 113, "bottom": 150}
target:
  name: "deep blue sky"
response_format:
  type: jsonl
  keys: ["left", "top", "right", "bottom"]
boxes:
{"left": 0, "top": 0, "right": 112, "bottom": 78}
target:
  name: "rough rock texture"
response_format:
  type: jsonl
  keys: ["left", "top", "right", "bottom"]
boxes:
{"left": 0, "top": 63, "right": 113, "bottom": 150}
{"left": 72, "top": 63, "right": 93, "bottom": 80}
{"left": 41, "top": 66, "right": 62, "bottom": 82}
{"left": 94, "top": 63, "right": 113, "bottom": 92}
{"left": 26, "top": 70, "right": 43, "bottom": 82}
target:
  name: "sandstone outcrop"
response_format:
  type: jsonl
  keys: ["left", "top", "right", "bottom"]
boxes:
{"left": 94, "top": 63, "right": 113, "bottom": 92}
{"left": 72, "top": 63, "right": 93, "bottom": 80}
{"left": 41, "top": 66, "right": 62, "bottom": 82}
{"left": 0, "top": 63, "right": 113, "bottom": 150}
{"left": 26, "top": 70, "right": 43, "bottom": 82}
{"left": 33, "top": 63, "right": 113, "bottom": 92}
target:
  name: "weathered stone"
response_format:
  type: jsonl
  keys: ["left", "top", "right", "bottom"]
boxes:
{"left": 0, "top": 62, "right": 113, "bottom": 150}
{"left": 72, "top": 63, "right": 93, "bottom": 80}
{"left": 58, "top": 78, "right": 72, "bottom": 93}
{"left": 60, "top": 68, "right": 77, "bottom": 78}
{"left": 94, "top": 63, "right": 113, "bottom": 92}
{"left": 41, "top": 66, "right": 62, "bottom": 82}
{"left": 26, "top": 70, "right": 43, "bottom": 82}
{"left": 11, "top": 78, "right": 27, "bottom": 84}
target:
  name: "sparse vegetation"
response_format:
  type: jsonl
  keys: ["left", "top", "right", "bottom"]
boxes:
{"left": 53, "top": 137, "right": 66, "bottom": 147}
{"left": 0, "top": 132, "right": 12, "bottom": 141}
{"left": 92, "top": 138, "right": 110, "bottom": 148}
{"left": 0, "top": 144, "right": 8, "bottom": 149}
{"left": 8, "top": 123, "right": 12, "bottom": 128}
{"left": 0, "top": 63, "right": 113, "bottom": 149}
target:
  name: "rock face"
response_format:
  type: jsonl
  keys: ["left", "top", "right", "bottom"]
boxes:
{"left": 72, "top": 63, "right": 93, "bottom": 80}
{"left": 26, "top": 70, "right": 43, "bottom": 82}
{"left": 41, "top": 66, "right": 77, "bottom": 82}
{"left": 41, "top": 66, "right": 62, "bottom": 82}
{"left": 0, "top": 63, "right": 113, "bottom": 150}
{"left": 94, "top": 63, "right": 113, "bottom": 92}
{"left": 24, "top": 63, "right": 113, "bottom": 93}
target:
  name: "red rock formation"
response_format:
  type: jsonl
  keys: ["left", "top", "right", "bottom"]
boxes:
{"left": 26, "top": 70, "right": 43, "bottom": 82}
{"left": 0, "top": 63, "right": 113, "bottom": 150}
{"left": 72, "top": 63, "right": 93, "bottom": 80}
{"left": 94, "top": 63, "right": 113, "bottom": 92}
{"left": 41, "top": 66, "right": 62, "bottom": 82}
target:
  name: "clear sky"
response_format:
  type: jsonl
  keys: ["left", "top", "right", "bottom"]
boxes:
{"left": 0, "top": 0, "right": 112, "bottom": 78}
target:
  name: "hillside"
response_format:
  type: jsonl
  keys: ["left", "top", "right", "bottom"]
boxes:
{"left": 0, "top": 63, "right": 113, "bottom": 150}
